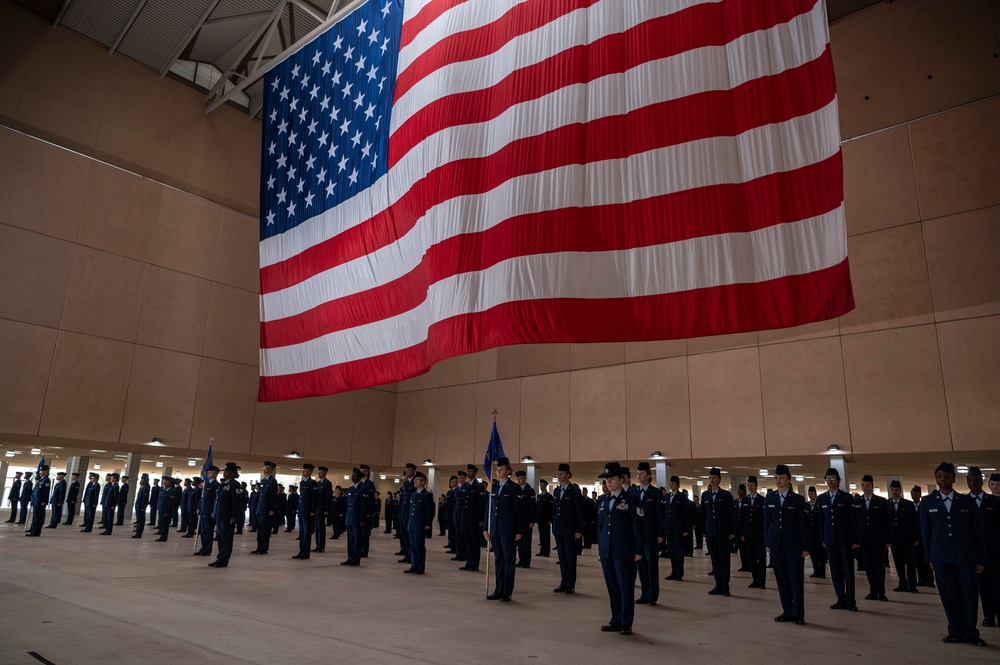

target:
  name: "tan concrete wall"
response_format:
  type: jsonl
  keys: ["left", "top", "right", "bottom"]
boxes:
{"left": 0, "top": 1, "right": 395, "bottom": 465}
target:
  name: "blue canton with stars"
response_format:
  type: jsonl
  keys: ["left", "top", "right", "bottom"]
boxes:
{"left": 260, "top": 0, "right": 403, "bottom": 241}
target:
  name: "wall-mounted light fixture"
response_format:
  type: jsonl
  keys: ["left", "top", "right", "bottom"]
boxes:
{"left": 651, "top": 451, "right": 663, "bottom": 459}
{"left": 148, "top": 438, "right": 164, "bottom": 447}
{"left": 521, "top": 456, "right": 532, "bottom": 462}
{"left": 423, "top": 459, "right": 433, "bottom": 466}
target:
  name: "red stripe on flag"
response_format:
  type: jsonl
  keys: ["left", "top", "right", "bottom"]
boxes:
{"left": 399, "top": 0, "right": 469, "bottom": 50}
{"left": 395, "top": 0, "right": 601, "bottom": 101}
{"left": 260, "top": 152, "right": 843, "bottom": 348}
{"left": 258, "top": 259, "right": 854, "bottom": 401}
{"left": 260, "top": 50, "right": 835, "bottom": 295}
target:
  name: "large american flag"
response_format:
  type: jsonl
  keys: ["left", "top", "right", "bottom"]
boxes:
{"left": 258, "top": 0, "right": 854, "bottom": 402}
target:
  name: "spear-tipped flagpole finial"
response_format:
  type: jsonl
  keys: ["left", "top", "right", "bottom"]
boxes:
{"left": 492, "top": 408, "right": 498, "bottom": 422}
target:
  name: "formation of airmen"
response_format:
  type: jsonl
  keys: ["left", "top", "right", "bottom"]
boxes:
{"left": 6, "top": 458, "right": 998, "bottom": 644}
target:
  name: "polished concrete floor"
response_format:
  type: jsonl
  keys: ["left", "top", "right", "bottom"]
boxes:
{"left": 1, "top": 519, "right": 995, "bottom": 664}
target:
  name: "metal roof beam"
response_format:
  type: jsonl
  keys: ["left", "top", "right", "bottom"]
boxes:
{"left": 159, "top": 0, "right": 225, "bottom": 78}
{"left": 109, "top": 0, "right": 150, "bottom": 55}
{"left": 290, "top": 0, "right": 324, "bottom": 23}
{"left": 53, "top": 0, "right": 72, "bottom": 28}
{"left": 205, "top": 0, "right": 364, "bottom": 114}
{"left": 205, "top": 0, "right": 289, "bottom": 106}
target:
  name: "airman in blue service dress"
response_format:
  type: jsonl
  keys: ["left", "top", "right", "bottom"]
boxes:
{"left": 444, "top": 475, "right": 458, "bottom": 553}
{"left": 132, "top": 474, "right": 150, "bottom": 538}
{"left": 966, "top": 467, "right": 999, "bottom": 629}
{"left": 629, "top": 462, "right": 662, "bottom": 605}
{"left": 405, "top": 471, "right": 435, "bottom": 574}
{"left": 148, "top": 479, "right": 160, "bottom": 527}
{"left": 459, "top": 465, "right": 486, "bottom": 572}
{"left": 27, "top": 465, "right": 51, "bottom": 537}
{"left": 536, "top": 479, "right": 553, "bottom": 557}
{"left": 552, "top": 463, "right": 583, "bottom": 594}
{"left": 155, "top": 476, "right": 175, "bottom": 541}
{"left": 817, "top": 467, "right": 858, "bottom": 611}
{"left": 64, "top": 472, "right": 80, "bottom": 526}
{"left": 314, "top": 466, "right": 332, "bottom": 553}
{"left": 596, "top": 462, "right": 644, "bottom": 635}
{"left": 764, "top": 464, "right": 809, "bottom": 624}
{"left": 46, "top": 471, "right": 66, "bottom": 528}
{"left": 701, "top": 467, "right": 736, "bottom": 596}
{"left": 17, "top": 472, "right": 32, "bottom": 524}
{"left": 855, "top": 474, "right": 892, "bottom": 601}
{"left": 451, "top": 470, "right": 467, "bottom": 561}
{"left": 342, "top": 468, "right": 367, "bottom": 566}
{"left": 252, "top": 462, "right": 278, "bottom": 554}
{"left": 662, "top": 475, "right": 692, "bottom": 581}
{"left": 486, "top": 458, "right": 523, "bottom": 601}
{"left": 293, "top": 464, "right": 317, "bottom": 560}
{"left": 5, "top": 471, "right": 22, "bottom": 522}
{"left": 360, "top": 464, "right": 377, "bottom": 557}
{"left": 185, "top": 477, "right": 202, "bottom": 538}
{"left": 920, "top": 461, "right": 987, "bottom": 646}
{"left": 887, "top": 479, "right": 920, "bottom": 593}
{"left": 210, "top": 462, "right": 242, "bottom": 568}
{"left": 196, "top": 466, "right": 220, "bottom": 556}
{"left": 99, "top": 474, "right": 118, "bottom": 535}
{"left": 397, "top": 464, "right": 416, "bottom": 563}
{"left": 81, "top": 472, "right": 100, "bottom": 532}
{"left": 741, "top": 475, "right": 767, "bottom": 589}
{"left": 514, "top": 470, "right": 536, "bottom": 569}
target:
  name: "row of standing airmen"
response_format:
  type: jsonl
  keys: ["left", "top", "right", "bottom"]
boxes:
{"left": 8, "top": 460, "right": 998, "bottom": 644}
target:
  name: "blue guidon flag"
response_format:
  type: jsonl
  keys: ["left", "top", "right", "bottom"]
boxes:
{"left": 258, "top": 0, "right": 853, "bottom": 401}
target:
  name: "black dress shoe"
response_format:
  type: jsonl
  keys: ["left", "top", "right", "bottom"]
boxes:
{"left": 460, "top": 565, "right": 471, "bottom": 570}
{"left": 403, "top": 568, "right": 416, "bottom": 573}
{"left": 942, "top": 635, "right": 963, "bottom": 644}
{"left": 892, "top": 586, "right": 907, "bottom": 592}
{"left": 416, "top": 570, "right": 425, "bottom": 575}
{"left": 647, "top": 600, "right": 657, "bottom": 606}
{"left": 635, "top": 596, "right": 649, "bottom": 605}
{"left": 99, "top": 531, "right": 110, "bottom": 536}
{"left": 451, "top": 556, "right": 464, "bottom": 561}
{"left": 564, "top": 588, "right": 575, "bottom": 594}
{"left": 181, "top": 534, "right": 194, "bottom": 538}
{"left": 466, "top": 566, "right": 478, "bottom": 572}
{"left": 44, "top": 525, "right": 56, "bottom": 529}
{"left": 878, "top": 595, "right": 888, "bottom": 601}
{"left": 601, "top": 623, "right": 623, "bottom": 632}
{"left": 312, "top": 548, "right": 324, "bottom": 553}
{"left": 864, "top": 593, "right": 877, "bottom": 600}
{"left": 501, "top": 596, "right": 512, "bottom": 602}
{"left": 794, "top": 617, "right": 806, "bottom": 625}
{"left": 620, "top": 627, "right": 633, "bottom": 635}
{"left": 969, "top": 638, "right": 988, "bottom": 647}
{"left": 155, "top": 537, "right": 166, "bottom": 542}
{"left": 486, "top": 593, "right": 501, "bottom": 600}
{"left": 132, "top": 535, "right": 141, "bottom": 538}
{"left": 708, "top": 588, "right": 724, "bottom": 595}
{"left": 341, "top": 561, "right": 352, "bottom": 565}
{"left": 774, "top": 614, "right": 793, "bottom": 622}
{"left": 553, "top": 586, "right": 567, "bottom": 593}
{"left": 292, "top": 554, "right": 309, "bottom": 559}
{"left": 738, "top": 567, "right": 750, "bottom": 572}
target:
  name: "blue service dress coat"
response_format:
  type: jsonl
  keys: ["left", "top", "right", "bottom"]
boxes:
{"left": 764, "top": 490, "right": 810, "bottom": 619}
{"left": 919, "top": 490, "right": 986, "bottom": 641}
{"left": 597, "top": 490, "right": 645, "bottom": 629}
